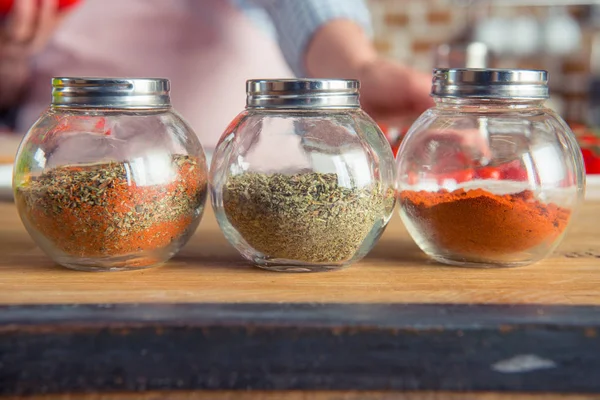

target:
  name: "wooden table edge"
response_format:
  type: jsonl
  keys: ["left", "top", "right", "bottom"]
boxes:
{"left": 1, "top": 302, "right": 599, "bottom": 396}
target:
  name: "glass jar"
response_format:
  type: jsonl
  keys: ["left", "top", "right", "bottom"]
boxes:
{"left": 210, "top": 79, "right": 396, "bottom": 272}
{"left": 396, "top": 69, "right": 585, "bottom": 267}
{"left": 13, "top": 78, "right": 208, "bottom": 271}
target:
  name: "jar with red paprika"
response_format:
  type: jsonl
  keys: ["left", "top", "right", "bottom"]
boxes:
{"left": 13, "top": 78, "right": 208, "bottom": 271}
{"left": 396, "top": 69, "right": 585, "bottom": 267}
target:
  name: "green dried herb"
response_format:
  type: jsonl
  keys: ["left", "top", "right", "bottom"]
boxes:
{"left": 223, "top": 172, "right": 393, "bottom": 263}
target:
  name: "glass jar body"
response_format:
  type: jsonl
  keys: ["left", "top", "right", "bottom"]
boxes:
{"left": 210, "top": 108, "right": 396, "bottom": 272}
{"left": 13, "top": 107, "right": 208, "bottom": 271}
{"left": 396, "top": 98, "right": 585, "bottom": 267}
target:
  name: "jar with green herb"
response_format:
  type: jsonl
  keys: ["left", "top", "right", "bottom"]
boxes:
{"left": 13, "top": 78, "right": 208, "bottom": 271}
{"left": 210, "top": 79, "right": 396, "bottom": 272}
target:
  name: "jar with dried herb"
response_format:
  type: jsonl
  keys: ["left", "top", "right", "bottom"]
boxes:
{"left": 211, "top": 79, "right": 396, "bottom": 272}
{"left": 396, "top": 69, "right": 585, "bottom": 267}
{"left": 13, "top": 77, "right": 208, "bottom": 271}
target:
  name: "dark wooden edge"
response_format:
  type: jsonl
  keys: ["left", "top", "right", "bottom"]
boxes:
{"left": 0, "top": 303, "right": 599, "bottom": 395}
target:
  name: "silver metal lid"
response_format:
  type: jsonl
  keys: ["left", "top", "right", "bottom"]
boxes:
{"left": 51, "top": 77, "right": 171, "bottom": 108}
{"left": 432, "top": 69, "right": 549, "bottom": 99}
{"left": 246, "top": 79, "right": 360, "bottom": 109}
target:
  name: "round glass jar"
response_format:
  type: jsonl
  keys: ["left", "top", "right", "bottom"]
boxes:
{"left": 13, "top": 77, "right": 208, "bottom": 271}
{"left": 396, "top": 69, "right": 585, "bottom": 267}
{"left": 210, "top": 79, "right": 396, "bottom": 272}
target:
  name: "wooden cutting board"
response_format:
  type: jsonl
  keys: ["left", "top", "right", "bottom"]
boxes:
{"left": 0, "top": 202, "right": 598, "bottom": 305}
{"left": 1, "top": 202, "right": 600, "bottom": 399}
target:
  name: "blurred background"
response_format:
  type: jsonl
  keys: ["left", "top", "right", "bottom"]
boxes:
{"left": 2, "top": 1, "right": 600, "bottom": 174}
{"left": 368, "top": 0, "right": 600, "bottom": 172}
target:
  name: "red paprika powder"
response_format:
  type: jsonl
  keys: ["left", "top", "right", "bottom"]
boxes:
{"left": 399, "top": 189, "right": 571, "bottom": 258}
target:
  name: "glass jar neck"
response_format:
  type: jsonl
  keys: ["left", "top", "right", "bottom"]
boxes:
{"left": 434, "top": 97, "right": 546, "bottom": 111}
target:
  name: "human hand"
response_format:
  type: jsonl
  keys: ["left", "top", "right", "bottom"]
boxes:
{"left": 304, "top": 20, "right": 433, "bottom": 124}
{"left": 0, "top": 0, "right": 65, "bottom": 56}
{"left": 0, "top": 0, "right": 66, "bottom": 107}
{"left": 357, "top": 57, "right": 434, "bottom": 124}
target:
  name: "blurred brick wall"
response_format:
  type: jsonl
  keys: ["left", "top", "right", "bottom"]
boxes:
{"left": 367, "top": 0, "right": 468, "bottom": 71}
{"left": 366, "top": 0, "right": 598, "bottom": 123}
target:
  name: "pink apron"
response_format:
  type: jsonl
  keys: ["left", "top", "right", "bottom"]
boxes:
{"left": 17, "top": 0, "right": 294, "bottom": 150}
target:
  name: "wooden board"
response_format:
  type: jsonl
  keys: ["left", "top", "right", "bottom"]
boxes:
{"left": 2, "top": 303, "right": 600, "bottom": 396}
{"left": 2, "top": 202, "right": 600, "bottom": 397}
{"left": 0, "top": 202, "right": 599, "bottom": 305}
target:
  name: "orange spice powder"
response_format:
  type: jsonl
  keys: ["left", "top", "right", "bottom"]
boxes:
{"left": 399, "top": 189, "right": 572, "bottom": 258}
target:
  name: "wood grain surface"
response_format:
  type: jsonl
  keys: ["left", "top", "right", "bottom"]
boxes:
{"left": 3, "top": 303, "right": 600, "bottom": 395}
{"left": 2, "top": 201, "right": 600, "bottom": 397}
{"left": 0, "top": 202, "right": 599, "bottom": 305}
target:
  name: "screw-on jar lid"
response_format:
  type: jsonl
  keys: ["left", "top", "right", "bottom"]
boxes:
{"left": 51, "top": 77, "right": 171, "bottom": 108}
{"left": 432, "top": 69, "right": 549, "bottom": 99}
{"left": 246, "top": 79, "right": 360, "bottom": 109}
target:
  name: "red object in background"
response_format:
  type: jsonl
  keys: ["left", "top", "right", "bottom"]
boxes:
{"left": 570, "top": 123, "right": 600, "bottom": 174}
{"left": 407, "top": 171, "right": 419, "bottom": 185}
{"left": 0, "top": 0, "right": 80, "bottom": 15}
{"left": 379, "top": 123, "right": 409, "bottom": 157}
{"left": 497, "top": 160, "right": 528, "bottom": 181}
{"left": 438, "top": 163, "right": 526, "bottom": 184}
{"left": 581, "top": 148, "right": 600, "bottom": 175}
{"left": 475, "top": 167, "right": 501, "bottom": 180}
{"left": 378, "top": 122, "right": 388, "bottom": 135}
{"left": 28, "top": 115, "right": 110, "bottom": 146}
{"left": 438, "top": 169, "right": 474, "bottom": 184}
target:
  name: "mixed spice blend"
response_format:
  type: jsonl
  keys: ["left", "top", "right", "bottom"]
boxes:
{"left": 16, "top": 155, "right": 206, "bottom": 259}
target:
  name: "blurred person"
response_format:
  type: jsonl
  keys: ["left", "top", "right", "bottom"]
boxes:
{"left": 0, "top": 0, "right": 432, "bottom": 149}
